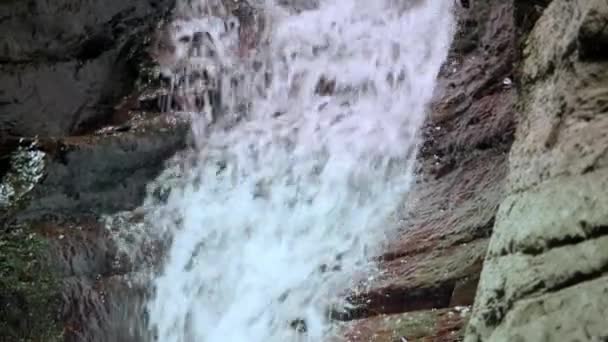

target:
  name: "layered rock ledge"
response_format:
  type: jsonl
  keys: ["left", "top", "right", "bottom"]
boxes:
{"left": 465, "top": 1, "right": 608, "bottom": 341}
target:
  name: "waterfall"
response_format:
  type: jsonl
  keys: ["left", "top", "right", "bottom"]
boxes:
{"left": 144, "top": 0, "right": 455, "bottom": 341}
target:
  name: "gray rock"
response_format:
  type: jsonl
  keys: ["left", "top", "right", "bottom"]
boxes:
{"left": 0, "top": 0, "right": 175, "bottom": 137}
{"left": 465, "top": 0, "right": 608, "bottom": 340}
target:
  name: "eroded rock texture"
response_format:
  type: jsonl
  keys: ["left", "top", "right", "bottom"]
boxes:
{"left": 340, "top": 1, "right": 516, "bottom": 340}
{"left": 465, "top": 0, "right": 608, "bottom": 341}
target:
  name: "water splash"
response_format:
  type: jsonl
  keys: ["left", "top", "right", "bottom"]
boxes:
{"left": 145, "top": 0, "right": 455, "bottom": 341}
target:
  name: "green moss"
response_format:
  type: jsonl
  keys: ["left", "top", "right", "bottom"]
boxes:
{"left": 0, "top": 226, "right": 63, "bottom": 342}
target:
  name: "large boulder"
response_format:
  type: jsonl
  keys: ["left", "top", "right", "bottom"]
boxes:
{"left": 465, "top": 0, "right": 608, "bottom": 340}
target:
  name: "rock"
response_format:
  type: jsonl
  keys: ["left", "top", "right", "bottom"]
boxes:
{"left": 341, "top": 307, "right": 472, "bottom": 342}
{"left": 60, "top": 273, "right": 151, "bottom": 342}
{"left": 346, "top": 239, "right": 486, "bottom": 319}
{"left": 0, "top": 0, "right": 175, "bottom": 137}
{"left": 336, "top": 1, "right": 516, "bottom": 339}
{"left": 0, "top": 109, "right": 188, "bottom": 339}
{"left": 465, "top": 0, "right": 608, "bottom": 340}
{"left": 15, "top": 113, "right": 189, "bottom": 219}
{"left": 489, "top": 276, "right": 608, "bottom": 341}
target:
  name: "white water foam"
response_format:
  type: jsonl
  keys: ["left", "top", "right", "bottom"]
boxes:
{"left": 145, "top": 0, "right": 454, "bottom": 341}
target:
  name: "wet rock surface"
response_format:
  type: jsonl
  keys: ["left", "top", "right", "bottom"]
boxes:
{"left": 464, "top": 0, "right": 608, "bottom": 341}
{"left": 341, "top": 306, "right": 472, "bottom": 342}
{"left": 2, "top": 0, "right": 607, "bottom": 341}
{"left": 1, "top": 2, "right": 189, "bottom": 334}
{"left": 341, "top": 1, "right": 516, "bottom": 340}
{"left": 0, "top": 112, "right": 189, "bottom": 340}
{"left": 1, "top": 0, "right": 518, "bottom": 339}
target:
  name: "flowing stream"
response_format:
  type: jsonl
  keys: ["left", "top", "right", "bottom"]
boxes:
{"left": 144, "top": 0, "right": 455, "bottom": 341}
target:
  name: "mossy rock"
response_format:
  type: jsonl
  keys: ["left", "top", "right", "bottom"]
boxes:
{"left": 0, "top": 226, "right": 63, "bottom": 342}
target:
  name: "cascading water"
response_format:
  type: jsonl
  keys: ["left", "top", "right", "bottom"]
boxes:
{"left": 144, "top": 0, "right": 455, "bottom": 341}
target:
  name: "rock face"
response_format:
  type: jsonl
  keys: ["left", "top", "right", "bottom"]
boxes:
{"left": 0, "top": 0, "right": 174, "bottom": 137}
{"left": 0, "top": 0, "right": 185, "bottom": 340}
{"left": 340, "top": 1, "right": 516, "bottom": 340}
{"left": 464, "top": 0, "right": 608, "bottom": 341}
{"left": 0, "top": 115, "right": 189, "bottom": 341}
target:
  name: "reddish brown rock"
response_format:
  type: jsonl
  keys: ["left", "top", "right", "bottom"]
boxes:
{"left": 339, "top": 1, "right": 517, "bottom": 339}
{"left": 342, "top": 307, "right": 472, "bottom": 342}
